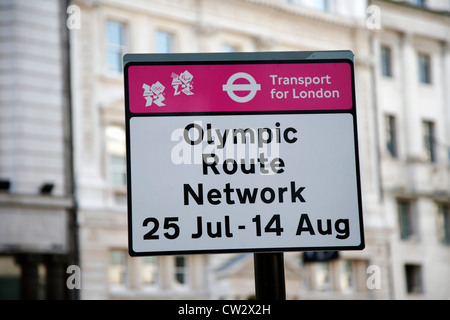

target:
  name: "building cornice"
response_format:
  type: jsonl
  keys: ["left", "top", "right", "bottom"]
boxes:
{"left": 373, "top": 0, "right": 450, "bottom": 17}
{"left": 0, "top": 193, "right": 74, "bottom": 210}
{"left": 372, "top": 0, "right": 450, "bottom": 43}
{"left": 78, "top": 0, "right": 367, "bottom": 31}
{"left": 243, "top": 0, "right": 367, "bottom": 30}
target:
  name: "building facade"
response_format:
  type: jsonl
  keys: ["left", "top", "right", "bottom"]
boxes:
{"left": 0, "top": 0, "right": 448, "bottom": 300}
{"left": 70, "top": 0, "right": 373, "bottom": 300}
{"left": 70, "top": 0, "right": 449, "bottom": 300}
{"left": 0, "top": 0, "right": 77, "bottom": 299}
{"left": 371, "top": 0, "right": 450, "bottom": 299}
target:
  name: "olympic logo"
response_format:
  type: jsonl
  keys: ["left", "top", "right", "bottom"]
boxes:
{"left": 222, "top": 72, "right": 261, "bottom": 103}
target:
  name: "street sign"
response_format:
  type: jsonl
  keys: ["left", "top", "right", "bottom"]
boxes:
{"left": 124, "top": 51, "right": 364, "bottom": 256}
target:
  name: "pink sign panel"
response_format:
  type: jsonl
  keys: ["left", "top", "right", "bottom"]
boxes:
{"left": 126, "top": 62, "right": 353, "bottom": 114}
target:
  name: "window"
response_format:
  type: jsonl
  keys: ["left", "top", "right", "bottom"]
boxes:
{"left": 109, "top": 155, "right": 126, "bottom": 187}
{"left": 339, "top": 260, "right": 354, "bottom": 293}
{"left": 423, "top": 121, "right": 436, "bottom": 163}
{"left": 105, "top": 126, "right": 126, "bottom": 188}
{"left": 106, "top": 21, "right": 127, "bottom": 73}
{"left": 381, "top": 46, "right": 393, "bottom": 77}
{"left": 437, "top": 203, "right": 450, "bottom": 244}
{"left": 142, "top": 257, "right": 160, "bottom": 286}
{"left": 405, "top": 264, "right": 423, "bottom": 294}
{"left": 315, "top": 262, "right": 331, "bottom": 291}
{"left": 278, "top": 0, "right": 298, "bottom": 4}
{"left": 221, "top": 44, "right": 239, "bottom": 52}
{"left": 385, "top": 114, "right": 398, "bottom": 157}
{"left": 174, "top": 256, "right": 188, "bottom": 286}
{"left": 108, "top": 250, "right": 128, "bottom": 286}
{"left": 413, "top": 0, "right": 426, "bottom": 7}
{"left": 418, "top": 53, "right": 431, "bottom": 84}
{"left": 155, "top": 30, "right": 175, "bottom": 53}
{"left": 311, "top": 0, "right": 329, "bottom": 11}
{"left": 398, "top": 200, "right": 417, "bottom": 240}
{"left": 0, "top": 256, "right": 21, "bottom": 300}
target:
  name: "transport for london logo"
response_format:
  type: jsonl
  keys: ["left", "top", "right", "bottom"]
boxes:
{"left": 222, "top": 72, "right": 261, "bottom": 103}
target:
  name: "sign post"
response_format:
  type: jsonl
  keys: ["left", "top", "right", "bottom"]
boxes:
{"left": 254, "top": 252, "right": 286, "bottom": 300}
{"left": 123, "top": 51, "right": 364, "bottom": 298}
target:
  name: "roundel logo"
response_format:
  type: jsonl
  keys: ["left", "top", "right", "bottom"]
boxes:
{"left": 222, "top": 72, "right": 261, "bottom": 103}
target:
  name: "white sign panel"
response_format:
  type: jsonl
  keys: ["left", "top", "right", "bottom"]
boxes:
{"left": 124, "top": 51, "right": 364, "bottom": 256}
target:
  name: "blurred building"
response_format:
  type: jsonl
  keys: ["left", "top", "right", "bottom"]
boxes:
{"left": 0, "top": 0, "right": 77, "bottom": 299}
{"left": 69, "top": 0, "right": 450, "bottom": 300}
{"left": 70, "top": 0, "right": 380, "bottom": 300}
{"left": 371, "top": 0, "right": 450, "bottom": 299}
{"left": 0, "top": 0, "right": 449, "bottom": 300}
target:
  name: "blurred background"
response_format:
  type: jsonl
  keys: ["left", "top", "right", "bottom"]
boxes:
{"left": 0, "top": 0, "right": 449, "bottom": 300}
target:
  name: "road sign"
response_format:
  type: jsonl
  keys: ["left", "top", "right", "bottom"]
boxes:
{"left": 124, "top": 51, "right": 364, "bottom": 256}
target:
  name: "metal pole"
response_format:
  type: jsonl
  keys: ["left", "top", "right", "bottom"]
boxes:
{"left": 253, "top": 252, "right": 286, "bottom": 300}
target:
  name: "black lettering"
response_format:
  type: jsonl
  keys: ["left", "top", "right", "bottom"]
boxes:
{"left": 192, "top": 217, "right": 203, "bottom": 238}
{"left": 258, "top": 153, "right": 269, "bottom": 174}
{"left": 233, "top": 128, "right": 255, "bottom": 144}
{"left": 223, "top": 183, "right": 235, "bottom": 204}
{"left": 143, "top": 217, "right": 159, "bottom": 240}
{"left": 274, "top": 122, "right": 281, "bottom": 143}
{"left": 335, "top": 219, "right": 350, "bottom": 239}
{"left": 284, "top": 127, "right": 298, "bottom": 143}
{"left": 184, "top": 182, "right": 307, "bottom": 206}
{"left": 184, "top": 123, "right": 203, "bottom": 145}
{"left": 207, "top": 221, "right": 222, "bottom": 238}
{"left": 215, "top": 128, "right": 229, "bottom": 149}
{"left": 296, "top": 214, "right": 315, "bottom": 235}
{"left": 290, "top": 181, "right": 306, "bottom": 202}
{"left": 224, "top": 216, "right": 233, "bottom": 237}
{"left": 258, "top": 128, "right": 272, "bottom": 147}
{"left": 318, "top": 219, "right": 332, "bottom": 235}
{"left": 207, "top": 188, "right": 221, "bottom": 205}
{"left": 270, "top": 158, "right": 285, "bottom": 174}
{"left": 184, "top": 183, "right": 203, "bottom": 205}
{"left": 260, "top": 187, "right": 275, "bottom": 204}
{"left": 240, "top": 159, "right": 256, "bottom": 174}
{"left": 223, "top": 159, "right": 238, "bottom": 175}
{"left": 202, "top": 153, "right": 219, "bottom": 175}
{"left": 185, "top": 123, "right": 298, "bottom": 148}
{"left": 278, "top": 187, "right": 287, "bottom": 203}
{"left": 206, "top": 123, "right": 214, "bottom": 144}
{"left": 236, "top": 188, "right": 258, "bottom": 203}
